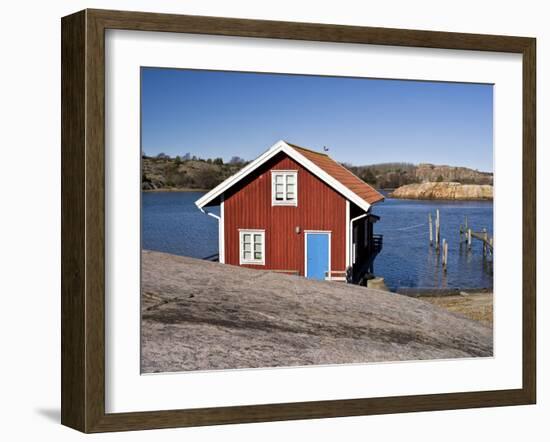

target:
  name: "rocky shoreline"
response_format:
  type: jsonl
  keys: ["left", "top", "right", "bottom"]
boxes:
{"left": 390, "top": 182, "right": 493, "bottom": 200}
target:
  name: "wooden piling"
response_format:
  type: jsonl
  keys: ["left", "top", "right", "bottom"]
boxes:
{"left": 435, "top": 209, "right": 440, "bottom": 251}
{"left": 428, "top": 213, "right": 433, "bottom": 245}
{"left": 460, "top": 216, "right": 468, "bottom": 243}
{"left": 467, "top": 228, "right": 472, "bottom": 250}
{"left": 482, "top": 228, "right": 488, "bottom": 255}
{"left": 442, "top": 240, "right": 448, "bottom": 271}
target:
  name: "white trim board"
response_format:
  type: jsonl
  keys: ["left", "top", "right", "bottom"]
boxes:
{"left": 345, "top": 200, "right": 350, "bottom": 269}
{"left": 195, "top": 140, "right": 372, "bottom": 213}
{"left": 219, "top": 195, "right": 225, "bottom": 264}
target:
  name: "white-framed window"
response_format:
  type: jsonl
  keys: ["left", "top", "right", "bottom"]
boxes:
{"left": 239, "top": 229, "right": 265, "bottom": 265}
{"left": 271, "top": 170, "right": 298, "bottom": 206}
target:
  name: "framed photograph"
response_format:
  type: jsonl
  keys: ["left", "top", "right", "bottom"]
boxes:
{"left": 61, "top": 9, "right": 536, "bottom": 433}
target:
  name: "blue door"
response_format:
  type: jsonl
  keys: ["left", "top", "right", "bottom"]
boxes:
{"left": 306, "top": 233, "right": 330, "bottom": 280}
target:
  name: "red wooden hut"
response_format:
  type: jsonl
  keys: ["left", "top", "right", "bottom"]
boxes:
{"left": 195, "top": 141, "right": 384, "bottom": 284}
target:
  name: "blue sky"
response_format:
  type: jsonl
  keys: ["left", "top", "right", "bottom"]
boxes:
{"left": 141, "top": 68, "right": 493, "bottom": 172}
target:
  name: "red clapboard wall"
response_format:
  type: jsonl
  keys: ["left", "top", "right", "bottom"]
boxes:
{"left": 223, "top": 152, "right": 346, "bottom": 275}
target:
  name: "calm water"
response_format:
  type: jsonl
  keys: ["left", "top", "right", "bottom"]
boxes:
{"left": 372, "top": 191, "right": 493, "bottom": 291}
{"left": 142, "top": 192, "right": 220, "bottom": 259}
{"left": 142, "top": 191, "right": 493, "bottom": 291}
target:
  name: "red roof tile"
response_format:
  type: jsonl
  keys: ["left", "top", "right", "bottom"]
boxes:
{"left": 287, "top": 142, "right": 385, "bottom": 206}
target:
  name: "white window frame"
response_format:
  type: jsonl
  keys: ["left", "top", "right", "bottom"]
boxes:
{"left": 239, "top": 229, "right": 265, "bottom": 265}
{"left": 271, "top": 170, "right": 298, "bottom": 206}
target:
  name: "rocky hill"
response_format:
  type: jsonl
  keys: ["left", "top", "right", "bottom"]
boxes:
{"left": 141, "top": 250, "right": 493, "bottom": 373}
{"left": 415, "top": 163, "right": 493, "bottom": 184}
{"left": 345, "top": 162, "right": 493, "bottom": 189}
{"left": 142, "top": 156, "right": 246, "bottom": 190}
{"left": 390, "top": 182, "right": 493, "bottom": 200}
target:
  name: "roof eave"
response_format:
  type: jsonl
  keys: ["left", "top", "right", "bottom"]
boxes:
{"left": 195, "top": 140, "right": 288, "bottom": 209}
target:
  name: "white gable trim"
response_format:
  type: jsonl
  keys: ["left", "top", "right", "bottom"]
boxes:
{"left": 195, "top": 140, "right": 288, "bottom": 209}
{"left": 195, "top": 140, "right": 372, "bottom": 213}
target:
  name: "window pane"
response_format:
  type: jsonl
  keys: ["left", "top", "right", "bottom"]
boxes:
{"left": 243, "top": 233, "right": 251, "bottom": 243}
{"left": 254, "top": 252, "right": 262, "bottom": 260}
{"left": 243, "top": 242, "right": 251, "bottom": 251}
{"left": 254, "top": 234, "right": 262, "bottom": 244}
{"left": 254, "top": 242, "right": 262, "bottom": 252}
{"left": 273, "top": 173, "right": 298, "bottom": 204}
{"left": 244, "top": 251, "right": 251, "bottom": 260}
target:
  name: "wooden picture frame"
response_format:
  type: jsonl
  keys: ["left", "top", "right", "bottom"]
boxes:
{"left": 61, "top": 9, "right": 536, "bottom": 433}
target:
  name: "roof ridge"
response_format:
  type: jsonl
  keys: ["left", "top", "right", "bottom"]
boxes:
{"left": 292, "top": 141, "right": 383, "bottom": 192}
{"left": 285, "top": 141, "right": 329, "bottom": 157}
{"left": 291, "top": 142, "right": 384, "bottom": 204}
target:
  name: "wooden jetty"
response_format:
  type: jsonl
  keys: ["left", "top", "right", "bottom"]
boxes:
{"left": 428, "top": 212, "right": 492, "bottom": 273}
{"left": 459, "top": 217, "right": 493, "bottom": 255}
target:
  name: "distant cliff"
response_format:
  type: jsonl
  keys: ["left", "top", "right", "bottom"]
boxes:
{"left": 390, "top": 182, "right": 493, "bottom": 200}
{"left": 343, "top": 162, "right": 493, "bottom": 189}
{"left": 415, "top": 163, "right": 493, "bottom": 185}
